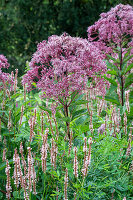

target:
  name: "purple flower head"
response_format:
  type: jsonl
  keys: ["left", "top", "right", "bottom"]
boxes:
{"left": 0, "top": 54, "right": 10, "bottom": 69}
{"left": 22, "top": 33, "right": 107, "bottom": 100}
{"left": 87, "top": 4, "right": 133, "bottom": 54}
{"left": 0, "top": 55, "right": 14, "bottom": 91}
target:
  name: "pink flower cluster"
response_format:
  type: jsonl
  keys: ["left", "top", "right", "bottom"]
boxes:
{"left": 22, "top": 33, "right": 107, "bottom": 100}
{"left": 0, "top": 54, "right": 14, "bottom": 91}
{"left": 87, "top": 4, "right": 133, "bottom": 54}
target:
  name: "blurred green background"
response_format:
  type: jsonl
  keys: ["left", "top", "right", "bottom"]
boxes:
{"left": 0, "top": 0, "right": 133, "bottom": 76}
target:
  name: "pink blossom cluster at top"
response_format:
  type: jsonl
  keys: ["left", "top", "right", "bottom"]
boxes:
{"left": 22, "top": 33, "right": 107, "bottom": 100}
{"left": 0, "top": 54, "right": 10, "bottom": 69}
{"left": 87, "top": 4, "right": 133, "bottom": 54}
{"left": 0, "top": 55, "right": 14, "bottom": 91}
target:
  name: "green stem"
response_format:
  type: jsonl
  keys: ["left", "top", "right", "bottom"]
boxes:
{"left": 120, "top": 45, "right": 124, "bottom": 106}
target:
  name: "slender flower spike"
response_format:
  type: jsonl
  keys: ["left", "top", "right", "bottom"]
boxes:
{"left": 89, "top": 110, "right": 93, "bottom": 134}
{"left": 23, "top": 84, "right": 26, "bottom": 102}
{"left": 74, "top": 192, "right": 76, "bottom": 200}
{"left": 27, "top": 147, "right": 35, "bottom": 193}
{"left": 13, "top": 148, "right": 23, "bottom": 188}
{"left": 82, "top": 137, "right": 93, "bottom": 178}
{"left": 14, "top": 69, "right": 18, "bottom": 94}
{"left": 2, "top": 148, "right": 6, "bottom": 161}
{"left": 50, "top": 137, "right": 58, "bottom": 169}
{"left": 87, "top": 137, "right": 93, "bottom": 166}
{"left": 20, "top": 142, "right": 27, "bottom": 176}
{"left": 124, "top": 112, "right": 127, "bottom": 135}
{"left": 82, "top": 137, "right": 87, "bottom": 175}
{"left": 5, "top": 160, "right": 12, "bottom": 200}
{"left": 125, "top": 90, "right": 130, "bottom": 113}
{"left": 64, "top": 168, "right": 68, "bottom": 200}
{"left": 7, "top": 109, "right": 12, "bottom": 131}
{"left": 41, "top": 128, "right": 48, "bottom": 172}
{"left": 73, "top": 147, "right": 78, "bottom": 178}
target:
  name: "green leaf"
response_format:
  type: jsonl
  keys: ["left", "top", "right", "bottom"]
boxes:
{"left": 106, "top": 54, "right": 119, "bottom": 63}
{"left": 105, "top": 60, "right": 119, "bottom": 72}
{"left": 104, "top": 96, "right": 120, "bottom": 105}
{"left": 72, "top": 109, "right": 87, "bottom": 121}
{"left": 0, "top": 192, "right": 3, "bottom": 199}
{"left": 62, "top": 117, "right": 71, "bottom": 122}
{"left": 103, "top": 75, "right": 117, "bottom": 86}
{"left": 124, "top": 73, "right": 133, "bottom": 89}
{"left": 13, "top": 191, "right": 19, "bottom": 198}
{"left": 32, "top": 82, "right": 37, "bottom": 87}
{"left": 123, "top": 47, "right": 132, "bottom": 60}
{"left": 0, "top": 159, "right": 13, "bottom": 171}
{"left": 123, "top": 54, "right": 133, "bottom": 64}
{"left": 71, "top": 100, "right": 88, "bottom": 106}
{"left": 124, "top": 63, "right": 133, "bottom": 75}
{"left": 39, "top": 105, "right": 52, "bottom": 115}
{"left": 106, "top": 70, "right": 118, "bottom": 76}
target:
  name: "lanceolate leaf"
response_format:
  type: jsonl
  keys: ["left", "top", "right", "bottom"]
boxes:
{"left": 72, "top": 108, "right": 87, "bottom": 121}
{"left": 105, "top": 60, "right": 119, "bottom": 72}
{"left": 123, "top": 55, "right": 133, "bottom": 64}
{"left": 71, "top": 99, "right": 89, "bottom": 106}
{"left": 124, "top": 63, "right": 133, "bottom": 75}
{"left": 106, "top": 54, "right": 119, "bottom": 63}
{"left": 39, "top": 105, "right": 52, "bottom": 115}
{"left": 106, "top": 70, "right": 118, "bottom": 76}
{"left": 103, "top": 75, "right": 117, "bottom": 86}
{"left": 104, "top": 96, "right": 120, "bottom": 105}
{"left": 124, "top": 73, "right": 133, "bottom": 89}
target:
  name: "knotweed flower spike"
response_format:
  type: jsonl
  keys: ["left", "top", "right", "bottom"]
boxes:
{"left": 5, "top": 159, "right": 12, "bottom": 200}
{"left": 41, "top": 128, "right": 48, "bottom": 172}
{"left": 124, "top": 112, "right": 127, "bottom": 135}
{"left": 73, "top": 147, "right": 78, "bottom": 178}
{"left": 64, "top": 168, "right": 68, "bottom": 200}
{"left": 2, "top": 148, "right": 6, "bottom": 161}
{"left": 125, "top": 90, "right": 130, "bottom": 113}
